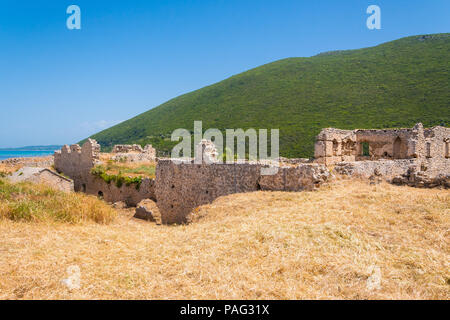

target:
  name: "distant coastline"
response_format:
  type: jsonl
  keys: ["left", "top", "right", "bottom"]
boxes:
{"left": 0, "top": 145, "right": 61, "bottom": 161}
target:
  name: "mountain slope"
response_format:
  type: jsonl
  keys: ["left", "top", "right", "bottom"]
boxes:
{"left": 87, "top": 33, "right": 450, "bottom": 158}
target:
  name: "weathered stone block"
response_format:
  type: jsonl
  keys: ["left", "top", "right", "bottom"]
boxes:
{"left": 134, "top": 199, "right": 162, "bottom": 224}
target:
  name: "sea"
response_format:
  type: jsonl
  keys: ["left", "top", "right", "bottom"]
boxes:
{"left": 0, "top": 150, "right": 57, "bottom": 161}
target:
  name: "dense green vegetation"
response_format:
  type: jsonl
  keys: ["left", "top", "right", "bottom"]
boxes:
{"left": 86, "top": 34, "right": 450, "bottom": 158}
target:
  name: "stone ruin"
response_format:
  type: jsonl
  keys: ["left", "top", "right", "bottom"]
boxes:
{"left": 111, "top": 144, "right": 156, "bottom": 163}
{"left": 54, "top": 139, "right": 155, "bottom": 206}
{"left": 195, "top": 139, "right": 219, "bottom": 163}
{"left": 9, "top": 167, "right": 74, "bottom": 193}
{"left": 112, "top": 144, "right": 145, "bottom": 153}
{"left": 314, "top": 123, "right": 449, "bottom": 186}
{"left": 51, "top": 123, "right": 449, "bottom": 224}
{"left": 155, "top": 159, "right": 331, "bottom": 224}
{"left": 53, "top": 139, "right": 332, "bottom": 224}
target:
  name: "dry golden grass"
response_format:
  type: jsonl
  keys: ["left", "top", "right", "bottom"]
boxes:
{"left": 0, "top": 179, "right": 117, "bottom": 224}
{"left": 0, "top": 179, "right": 448, "bottom": 299}
{"left": 0, "top": 164, "right": 18, "bottom": 175}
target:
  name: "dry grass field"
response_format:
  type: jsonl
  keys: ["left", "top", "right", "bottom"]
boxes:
{"left": 0, "top": 179, "right": 448, "bottom": 300}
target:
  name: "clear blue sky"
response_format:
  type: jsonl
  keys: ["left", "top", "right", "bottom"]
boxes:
{"left": 0, "top": 0, "right": 448, "bottom": 148}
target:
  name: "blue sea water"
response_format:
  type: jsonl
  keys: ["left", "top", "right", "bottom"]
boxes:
{"left": 0, "top": 150, "right": 56, "bottom": 161}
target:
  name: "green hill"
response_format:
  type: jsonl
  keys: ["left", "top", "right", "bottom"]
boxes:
{"left": 86, "top": 33, "right": 450, "bottom": 158}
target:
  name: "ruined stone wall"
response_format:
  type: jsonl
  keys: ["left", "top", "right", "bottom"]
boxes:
{"left": 314, "top": 126, "right": 423, "bottom": 165}
{"left": 354, "top": 128, "right": 417, "bottom": 160}
{"left": 9, "top": 167, "right": 74, "bottom": 193}
{"left": 54, "top": 139, "right": 155, "bottom": 205}
{"left": 421, "top": 126, "right": 450, "bottom": 176}
{"left": 111, "top": 144, "right": 156, "bottom": 163}
{"left": 84, "top": 175, "right": 155, "bottom": 206}
{"left": 112, "top": 144, "right": 144, "bottom": 153}
{"left": 0, "top": 156, "right": 54, "bottom": 168}
{"left": 314, "top": 128, "right": 358, "bottom": 165}
{"left": 33, "top": 169, "right": 75, "bottom": 193}
{"left": 334, "top": 159, "right": 419, "bottom": 180}
{"left": 54, "top": 139, "right": 100, "bottom": 191}
{"left": 315, "top": 124, "right": 449, "bottom": 184}
{"left": 314, "top": 124, "right": 449, "bottom": 172}
{"left": 155, "top": 160, "right": 331, "bottom": 224}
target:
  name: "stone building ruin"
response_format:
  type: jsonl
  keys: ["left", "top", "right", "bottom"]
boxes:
{"left": 54, "top": 139, "right": 155, "bottom": 206}
{"left": 315, "top": 123, "right": 449, "bottom": 164}
{"left": 52, "top": 123, "right": 449, "bottom": 224}
{"left": 9, "top": 167, "right": 74, "bottom": 193}
{"left": 111, "top": 144, "right": 156, "bottom": 163}
{"left": 314, "top": 123, "right": 449, "bottom": 184}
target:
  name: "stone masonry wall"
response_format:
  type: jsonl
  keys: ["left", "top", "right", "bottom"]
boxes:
{"left": 54, "top": 139, "right": 100, "bottom": 191}
{"left": 334, "top": 159, "right": 419, "bottom": 180}
{"left": 314, "top": 124, "right": 449, "bottom": 182}
{"left": 155, "top": 160, "right": 331, "bottom": 224}
{"left": 54, "top": 139, "right": 155, "bottom": 206}
{"left": 84, "top": 175, "right": 155, "bottom": 206}
{"left": 111, "top": 144, "right": 156, "bottom": 163}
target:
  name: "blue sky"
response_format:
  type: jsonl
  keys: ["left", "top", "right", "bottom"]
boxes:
{"left": 0, "top": 0, "right": 448, "bottom": 148}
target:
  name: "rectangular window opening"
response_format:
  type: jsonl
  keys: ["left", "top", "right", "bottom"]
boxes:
{"left": 361, "top": 142, "right": 370, "bottom": 157}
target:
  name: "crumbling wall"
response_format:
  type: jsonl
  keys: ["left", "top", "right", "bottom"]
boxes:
{"left": 315, "top": 124, "right": 448, "bottom": 166}
{"left": 112, "top": 144, "right": 144, "bottom": 153}
{"left": 111, "top": 144, "right": 156, "bottom": 163}
{"left": 54, "top": 139, "right": 155, "bottom": 205}
{"left": 54, "top": 139, "right": 100, "bottom": 191}
{"left": 195, "top": 139, "right": 219, "bottom": 163}
{"left": 315, "top": 123, "right": 449, "bottom": 185}
{"left": 314, "top": 123, "right": 428, "bottom": 164}
{"left": 155, "top": 160, "right": 331, "bottom": 224}
{"left": 334, "top": 159, "right": 419, "bottom": 180}
{"left": 33, "top": 169, "right": 75, "bottom": 193}
{"left": 392, "top": 166, "right": 449, "bottom": 189}
{"left": 314, "top": 128, "right": 357, "bottom": 165}
{"left": 9, "top": 167, "right": 74, "bottom": 192}
{"left": 421, "top": 126, "right": 450, "bottom": 176}
{"left": 259, "top": 164, "right": 331, "bottom": 191}
{"left": 353, "top": 123, "right": 426, "bottom": 160}
{"left": 84, "top": 175, "right": 155, "bottom": 206}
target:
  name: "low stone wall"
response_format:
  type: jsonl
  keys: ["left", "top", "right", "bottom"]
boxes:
{"left": 334, "top": 159, "right": 418, "bottom": 180}
{"left": 9, "top": 167, "right": 74, "bottom": 192}
{"left": 333, "top": 157, "right": 450, "bottom": 185}
{"left": 155, "top": 160, "right": 331, "bottom": 224}
{"left": 1, "top": 156, "right": 54, "bottom": 168}
{"left": 259, "top": 164, "right": 331, "bottom": 191}
{"left": 84, "top": 175, "right": 155, "bottom": 206}
{"left": 112, "top": 144, "right": 144, "bottom": 153}
{"left": 422, "top": 157, "right": 450, "bottom": 177}
{"left": 111, "top": 144, "right": 156, "bottom": 163}
{"left": 392, "top": 167, "right": 449, "bottom": 189}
